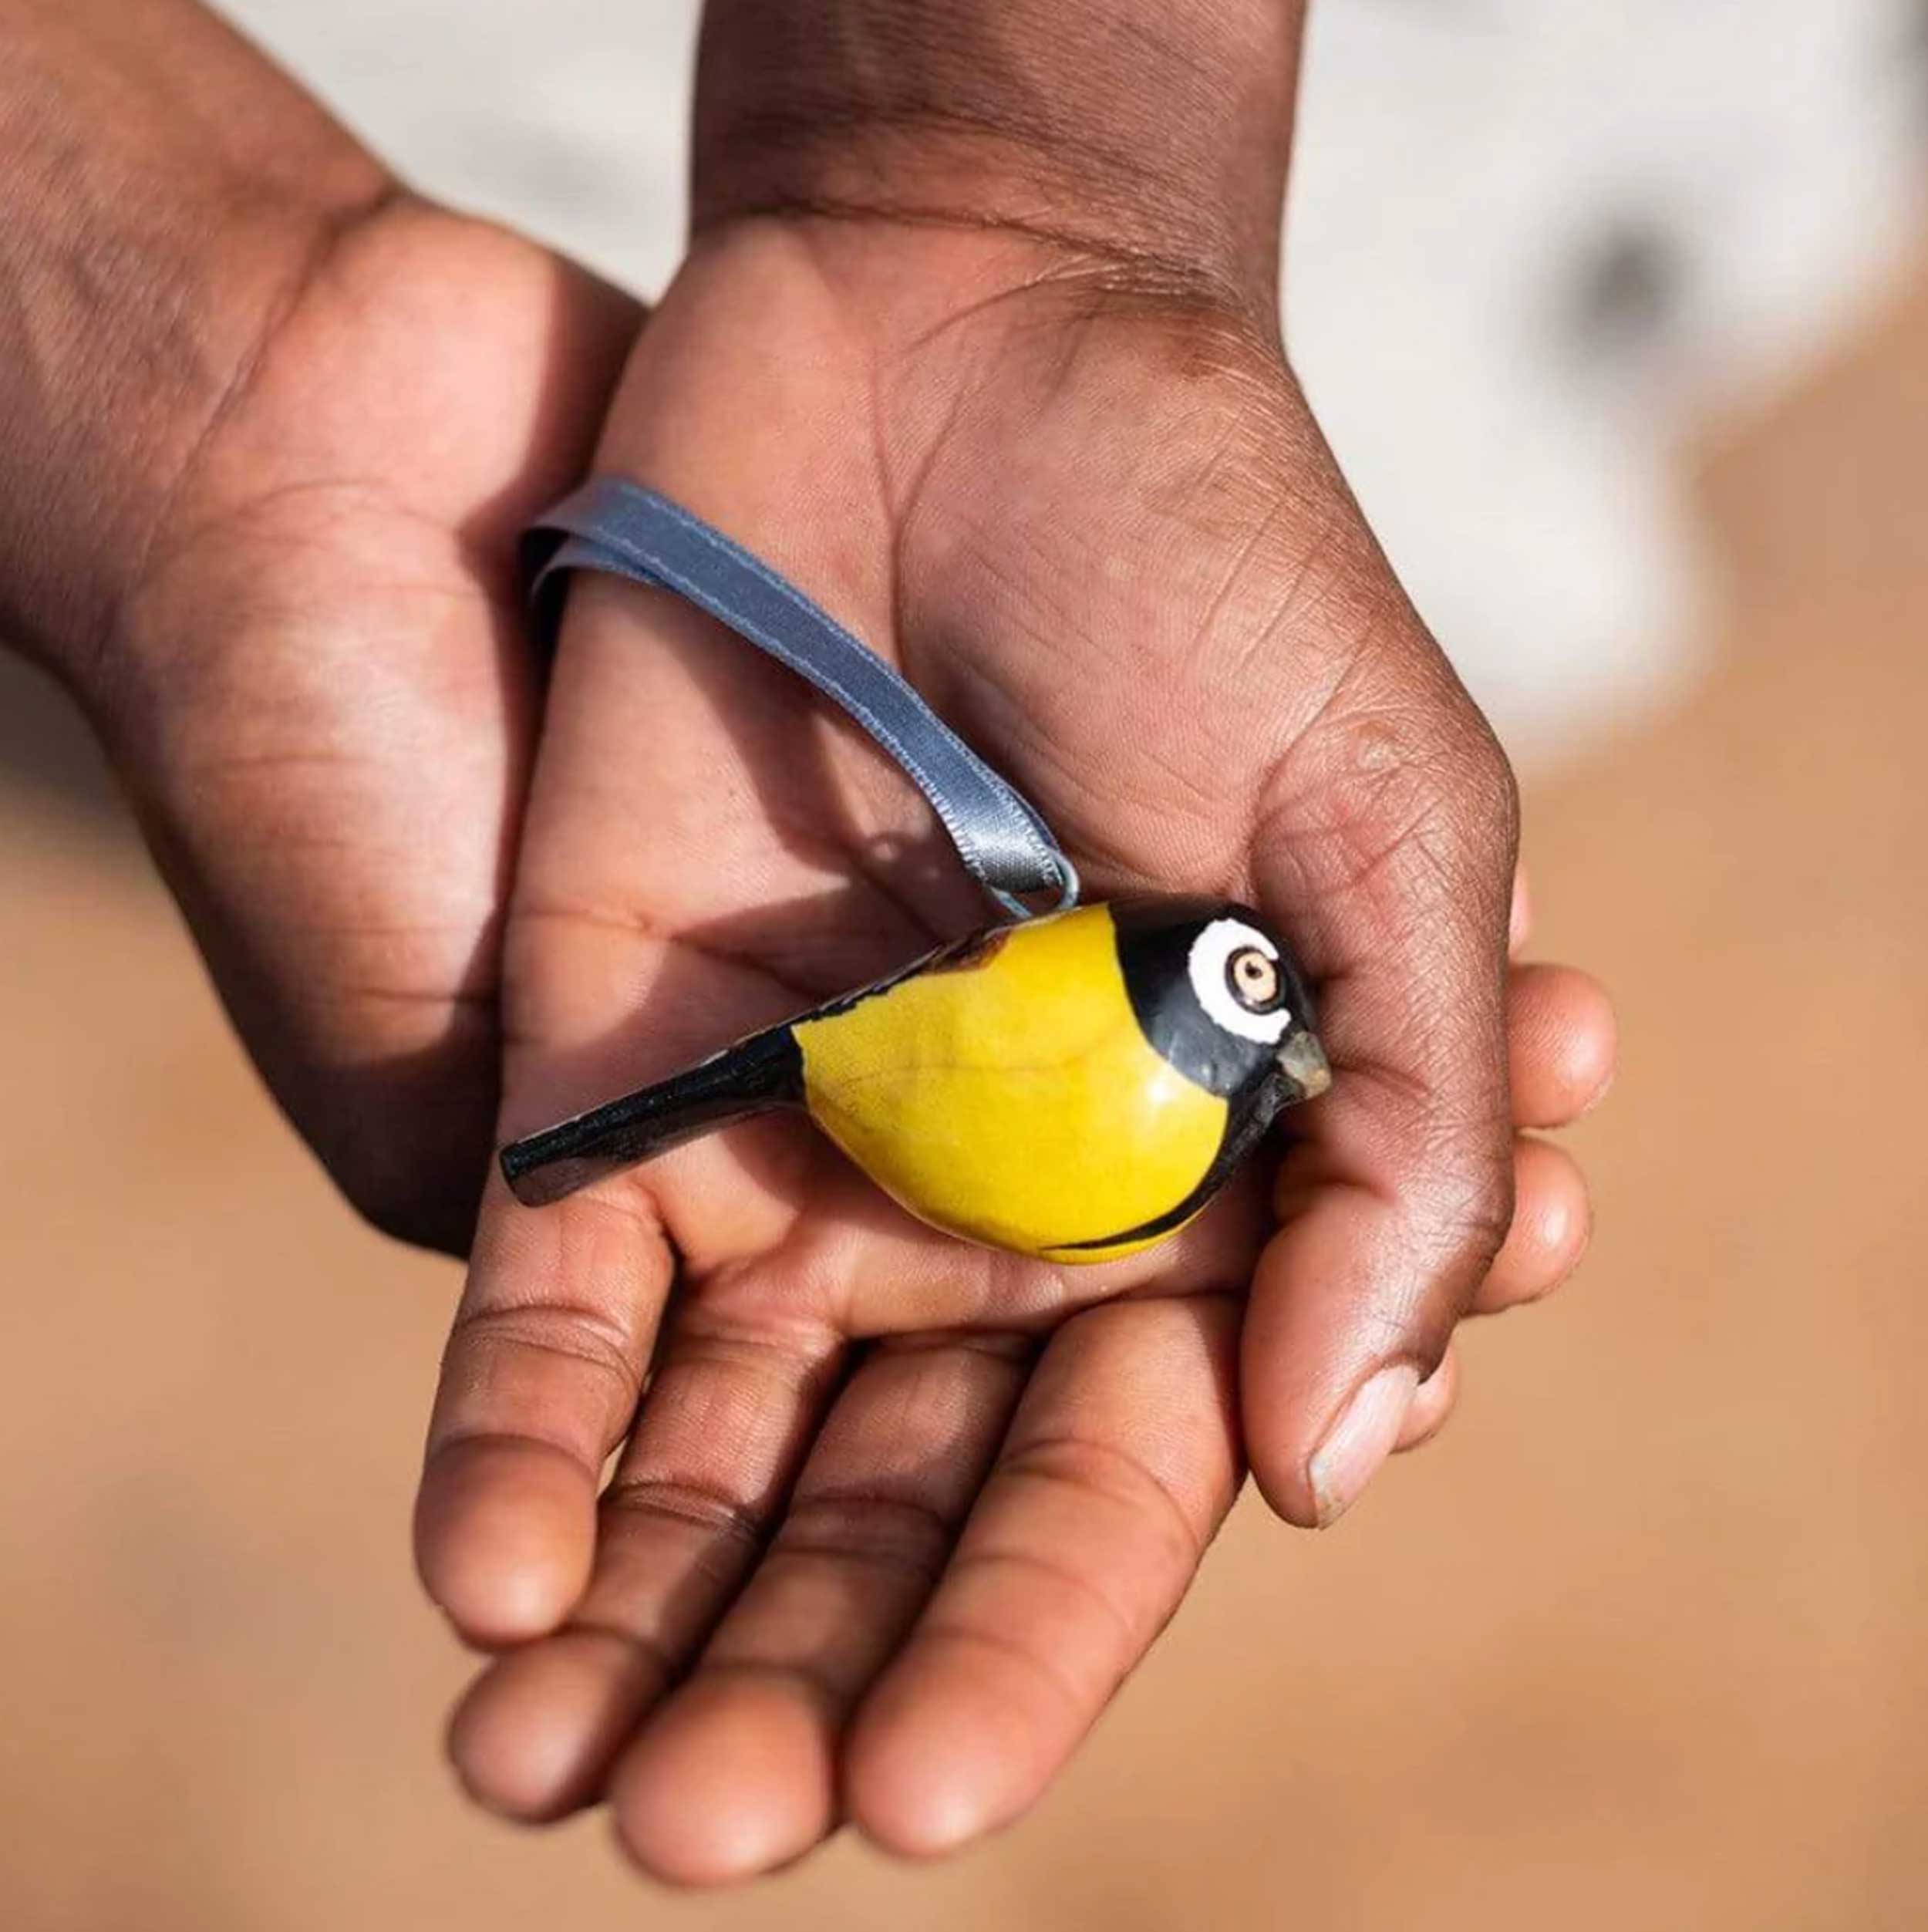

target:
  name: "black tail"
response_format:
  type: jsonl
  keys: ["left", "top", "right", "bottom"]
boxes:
{"left": 500, "top": 1026, "right": 804, "bottom": 1207}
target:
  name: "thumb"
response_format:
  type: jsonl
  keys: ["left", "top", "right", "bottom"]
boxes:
{"left": 1241, "top": 642, "right": 1519, "bottom": 1526}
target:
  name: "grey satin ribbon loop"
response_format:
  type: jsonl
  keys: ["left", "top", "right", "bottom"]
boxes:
{"left": 525, "top": 477, "right": 1080, "bottom": 919}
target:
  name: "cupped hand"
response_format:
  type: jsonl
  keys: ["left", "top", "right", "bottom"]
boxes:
{"left": 2, "top": 2, "right": 641, "bottom": 1256}
{"left": 415, "top": 220, "right": 1616, "bottom": 1877}
{"left": 91, "top": 201, "right": 638, "bottom": 1248}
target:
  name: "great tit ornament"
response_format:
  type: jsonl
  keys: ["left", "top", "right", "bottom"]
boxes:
{"left": 501, "top": 898, "right": 1330, "bottom": 1265}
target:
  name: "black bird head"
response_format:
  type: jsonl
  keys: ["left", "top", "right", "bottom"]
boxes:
{"left": 1111, "top": 898, "right": 1330, "bottom": 1109}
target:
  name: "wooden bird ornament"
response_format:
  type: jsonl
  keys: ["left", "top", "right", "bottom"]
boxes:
{"left": 502, "top": 898, "right": 1329, "bottom": 1264}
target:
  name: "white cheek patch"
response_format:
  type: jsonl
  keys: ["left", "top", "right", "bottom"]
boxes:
{"left": 1188, "top": 920, "right": 1293, "bottom": 1046}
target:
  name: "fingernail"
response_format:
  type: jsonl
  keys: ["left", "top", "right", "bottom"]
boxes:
{"left": 1508, "top": 870, "right": 1533, "bottom": 954}
{"left": 1538, "top": 1189, "right": 1572, "bottom": 1255}
{"left": 1309, "top": 1364, "right": 1420, "bottom": 1527}
{"left": 1578, "top": 1059, "right": 1617, "bottom": 1118}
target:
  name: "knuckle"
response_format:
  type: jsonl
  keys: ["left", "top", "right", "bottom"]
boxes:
{"left": 447, "top": 1300, "right": 642, "bottom": 1409}
{"left": 1458, "top": 1151, "right": 1518, "bottom": 1263}
{"left": 1454, "top": 716, "right": 1522, "bottom": 860}
{"left": 599, "top": 1474, "right": 769, "bottom": 1554}
{"left": 777, "top": 1489, "right": 956, "bottom": 1590}
{"left": 999, "top": 1432, "right": 1206, "bottom": 1573}
{"left": 1275, "top": 679, "right": 1512, "bottom": 900}
{"left": 1414, "top": 1123, "right": 1518, "bottom": 1293}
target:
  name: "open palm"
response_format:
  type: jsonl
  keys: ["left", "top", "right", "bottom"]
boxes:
{"left": 417, "top": 221, "right": 1615, "bottom": 1879}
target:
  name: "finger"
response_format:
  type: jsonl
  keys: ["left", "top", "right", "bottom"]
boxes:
{"left": 1246, "top": 666, "right": 1519, "bottom": 1529}
{"left": 1395, "top": 1345, "right": 1458, "bottom": 1452}
{"left": 844, "top": 1296, "right": 1242, "bottom": 1858}
{"left": 446, "top": 1300, "right": 844, "bottom": 1821}
{"left": 415, "top": 1171, "right": 676, "bottom": 1647}
{"left": 607, "top": 1332, "right": 1032, "bottom": 1885}
{"left": 1469, "top": 1137, "right": 1591, "bottom": 1314}
{"left": 1508, "top": 963, "right": 1618, "bottom": 1128}
{"left": 1509, "top": 864, "right": 1533, "bottom": 958}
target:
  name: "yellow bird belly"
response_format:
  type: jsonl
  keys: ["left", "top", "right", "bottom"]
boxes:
{"left": 794, "top": 905, "right": 1228, "bottom": 1263}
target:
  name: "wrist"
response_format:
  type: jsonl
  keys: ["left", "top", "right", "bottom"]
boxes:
{"left": 691, "top": 0, "right": 1305, "bottom": 323}
{"left": 0, "top": 0, "right": 394, "bottom": 696}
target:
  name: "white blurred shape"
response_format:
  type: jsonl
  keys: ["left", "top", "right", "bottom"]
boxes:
{"left": 1287, "top": 0, "right": 1926, "bottom": 762}
{"left": 216, "top": 0, "right": 699, "bottom": 295}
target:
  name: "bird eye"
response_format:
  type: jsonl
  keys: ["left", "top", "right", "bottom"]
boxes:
{"left": 1188, "top": 919, "right": 1293, "bottom": 1045}
{"left": 1226, "top": 946, "right": 1283, "bottom": 1013}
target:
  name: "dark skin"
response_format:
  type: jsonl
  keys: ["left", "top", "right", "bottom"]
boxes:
{"left": 2, "top": 0, "right": 1616, "bottom": 1885}
{"left": 1, "top": 0, "right": 637, "bottom": 1249}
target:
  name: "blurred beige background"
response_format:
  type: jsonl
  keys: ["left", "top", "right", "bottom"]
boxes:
{"left": 5, "top": 231, "right": 1928, "bottom": 1932}
{"left": 7, "top": 5, "right": 1928, "bottom": 1926}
